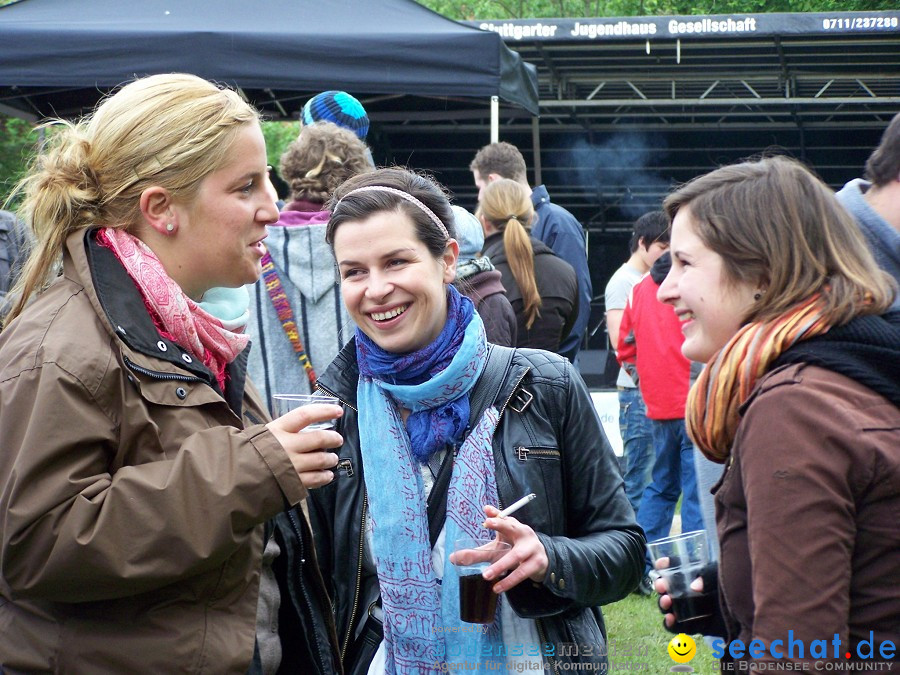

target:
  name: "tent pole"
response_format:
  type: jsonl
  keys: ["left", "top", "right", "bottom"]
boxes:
{"left": 490, "top": 96, "right": 499, "bottom": 143}
{"left": 531, "top": 116, "right": 542, "bottom": 186}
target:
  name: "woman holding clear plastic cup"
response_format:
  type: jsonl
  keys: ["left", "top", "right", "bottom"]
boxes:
{"left": 308, "top": 167, "right": 645, "bottom": 675}
{"left": 0, "top": 74, "right": 342, "bottom": 672}
{"left": 653, "top": 156, "right": 899, "bottom": 666}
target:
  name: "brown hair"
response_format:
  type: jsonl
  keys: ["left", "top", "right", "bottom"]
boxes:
{"left": 327, "top": 167, "right": 455, "bottom": 259}
{"left": 480, "top": 178, "right": 542, "bottom": 329}
{"left": 280, "top": 122, "right": 371, "bottom": 203}
{"left": 664, "top": 155, "right": 895, "bottom": 326}
{"left": 4, "top": 73, "right": 259, "bottom": 327}
{"left": 864, "top": 111, "right": 900, "bottom": 187}
{"left": 469, "top": 142, "right": 528, "bottom": 183}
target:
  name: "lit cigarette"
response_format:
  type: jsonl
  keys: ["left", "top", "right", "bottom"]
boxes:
{"left": 498, "top": 493, "right": 537, "bottom": 518}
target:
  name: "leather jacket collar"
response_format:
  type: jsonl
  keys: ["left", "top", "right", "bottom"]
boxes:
{"left": 316, "top": 337, "right": 361, "bottom": 410}
{"left": 316, "top": 336, "right": 529, "bottom": 416}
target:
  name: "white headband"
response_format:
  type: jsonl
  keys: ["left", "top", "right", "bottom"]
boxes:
{"left": 336, "top": 185, "right": 450, "bottom": 242}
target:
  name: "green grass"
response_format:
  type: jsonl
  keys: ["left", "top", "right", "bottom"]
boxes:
{"left": 603, "top": 592, "right": 720, "bottom": 673}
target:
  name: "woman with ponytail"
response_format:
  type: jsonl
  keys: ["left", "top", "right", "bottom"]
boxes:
{"left": 0, "top": 74, "right": 341, "bottom": 673}
{"left": 309, "top": 167, "right": 643, "bottom": 675}
{"left": 654, "top": 156, "right": 899, "bottom": 668}
{"left": 478, "top": 178, "right": 578, "bottom": 355}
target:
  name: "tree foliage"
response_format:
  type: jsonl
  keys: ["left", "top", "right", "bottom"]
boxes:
{"left": 261, "top": 121, "right": 301, "bottom": 172}
{"left": 0, "top": 118, "right": 41, "bottom": 207}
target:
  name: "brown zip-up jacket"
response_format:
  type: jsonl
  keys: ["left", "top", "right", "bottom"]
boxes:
{"left": 715, "top": 360, "right": 900, "bottom": 667}
{"left": 0, "top": 229, "right": 311, "bottom": 673}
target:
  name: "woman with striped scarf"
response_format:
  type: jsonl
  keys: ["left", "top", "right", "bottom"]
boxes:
{"left": 655, "top": 155, "right": 899, "bottom": 669}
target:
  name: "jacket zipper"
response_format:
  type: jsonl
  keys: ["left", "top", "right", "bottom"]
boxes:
{"left": 123, "top": 355, "right": 205, "bottom": 383}
{"left": 286, "top": 508, "right": 328, "bottom": 674}
{"left": 515, "top": 447, "right": 561, "bottom": 462}
{"left": 341, "top": 491, "right": 368, "bottom": 664}
{"left": 536, "top": 619, "right": 560, "bottom": 675}
{"left": 500, "top": 369, "right": 561, "bottom": 675}
{"left": 493, "top": 367, "right": 531, "bottom": 513}
{"left": 315, "top": 382, "right": 357, "bottom": 413}
{"left": 314, "top": 381, "right": 367, "bottom": 665}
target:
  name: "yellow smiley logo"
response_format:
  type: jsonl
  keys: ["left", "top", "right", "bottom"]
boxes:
{"left": 667, "top": 633, "right": 697, "bottom": 663}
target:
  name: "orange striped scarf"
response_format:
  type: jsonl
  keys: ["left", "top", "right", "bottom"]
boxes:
{"left": 687, "top": 295, "right": 831, "bottom": 462}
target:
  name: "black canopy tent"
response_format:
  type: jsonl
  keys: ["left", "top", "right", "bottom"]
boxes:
{"left": 0, "top": 0, "right": 539, "bottom": 124}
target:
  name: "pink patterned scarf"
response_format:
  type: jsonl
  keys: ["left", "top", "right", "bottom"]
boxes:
{"left": 97, "top": 228, "right": 249, "bottom": 389}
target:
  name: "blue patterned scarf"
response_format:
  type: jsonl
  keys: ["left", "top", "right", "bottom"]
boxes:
{"left": 356, "top": 286, "right": 473, "bottom": 462}
{"left": 356, "top": 288, "right": 505, "bottom": 673}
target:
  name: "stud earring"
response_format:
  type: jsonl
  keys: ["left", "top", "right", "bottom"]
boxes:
{"left": 754, "top": 290, "right": 765, "bottom": 301}
{"left": 166, "top": 223, "right": 174, "bottom": 233}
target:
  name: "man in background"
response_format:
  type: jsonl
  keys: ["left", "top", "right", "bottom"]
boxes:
{"left": 835, "top": 110, "right": 900, "bottom": 308}
{"left": 617, "top": 251, "right": 708, "bottom": 580}
{"left": 470, "top": 141, "right": 592, "bottom": 363}
{"left": 603, "top": 211, "right": 668, "bottom": 595}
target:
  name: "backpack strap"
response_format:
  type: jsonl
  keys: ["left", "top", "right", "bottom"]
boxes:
{"left": 260, "top": 251, "right": 317, "bottom": 392}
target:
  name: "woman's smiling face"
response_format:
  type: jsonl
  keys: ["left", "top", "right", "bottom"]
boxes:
{"left": 657, "top": 206, "right": 758, "bottom": 363}
{"left": 334, "top": 209, "right": 458, "bottom": 354}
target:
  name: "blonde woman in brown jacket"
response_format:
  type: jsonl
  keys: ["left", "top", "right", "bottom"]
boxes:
{"left": 0, "top": 74, "right": 341, "bottom": 674}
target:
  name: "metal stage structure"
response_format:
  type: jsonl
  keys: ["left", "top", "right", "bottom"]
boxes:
{"left": 369, "top": 10, "right": 900, "bottom": 354}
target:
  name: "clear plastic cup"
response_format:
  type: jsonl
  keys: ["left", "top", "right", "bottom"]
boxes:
{"left": 271, "top": 393, "right": 340, "bottom": 431}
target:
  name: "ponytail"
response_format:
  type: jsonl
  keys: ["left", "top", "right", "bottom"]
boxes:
{"left": 2, "top": 73, "right": 260, "bottom": 328}
{"left": 502, "top": 217, "right": 542, "bottom": 329}
{"left": 4, "top": 120, "right": 103, "bottom": 326}
{"left": 479, "top": 178, "right": 541, "bottom": 329}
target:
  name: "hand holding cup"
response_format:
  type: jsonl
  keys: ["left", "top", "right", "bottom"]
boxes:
{"left": 449, "top": 537, "right": 512, "bottom": 624}
{"left": 266, "top": 394, "right": 343, "bottom": 488}
{"left": 649, "top": 531, "right": 716, "bottom": 633}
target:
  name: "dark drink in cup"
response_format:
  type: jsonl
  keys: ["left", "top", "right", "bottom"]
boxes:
{"left": 459, "top": 572, "right": 499, "bottom": 624}
{"left": 648, "top": 530, "right": 713, "bottom": 628}
{"left": 663, "top": 563, "right": 714, "bottom": 624}
{"left": 451, "top": 536, "right": 511, "bottom": 624}
{"left": 670, "top": 592, "right": 715, "bottom": 623}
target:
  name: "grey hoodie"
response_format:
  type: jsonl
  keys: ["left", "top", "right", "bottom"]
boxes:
{"left": 246, "top": 209, "right": 354, "bottom": 413}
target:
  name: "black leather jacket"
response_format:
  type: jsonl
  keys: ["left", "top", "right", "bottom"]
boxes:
{"left": 310, "top": 341, "right": 645, "bottom": 673}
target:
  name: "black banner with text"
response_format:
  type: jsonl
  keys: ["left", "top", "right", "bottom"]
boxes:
{"left": 464, "top": 11, "right": 900, "bottom": 42}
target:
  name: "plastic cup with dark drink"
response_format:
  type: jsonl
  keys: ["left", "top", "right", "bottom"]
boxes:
{"left": 451, "top": 536, "right": 512, "bottom": 624}
{"left": 648, "top": 530, "right": 713, "bottom": 630}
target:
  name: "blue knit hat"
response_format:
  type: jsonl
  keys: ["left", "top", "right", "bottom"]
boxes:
{"left": 301, "top": 91, "right": 369, "bottom": 140}
{"left": 451, "top": 205, "right": 484, "bottom": 263}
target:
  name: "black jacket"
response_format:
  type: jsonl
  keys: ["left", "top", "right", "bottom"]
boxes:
{"left": 310, "top": 341, "right": 645, "bottom": 673}
{"left": 482, "top": 233, "right": 578, "bottom": 355}
{"left": 455, "top": 257, "right": 518, "bottom": 347}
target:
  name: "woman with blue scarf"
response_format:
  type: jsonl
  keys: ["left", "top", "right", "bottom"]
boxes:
{"left": 310, "top": 168, "right": 645, "bottom": 675}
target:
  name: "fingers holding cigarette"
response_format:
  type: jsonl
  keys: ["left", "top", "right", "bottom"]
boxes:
{"left": 481, "top": 492, "right": 536, "bottom": 526}
{"left": 480, "top": 496, "right": 549, "bottom": 591}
